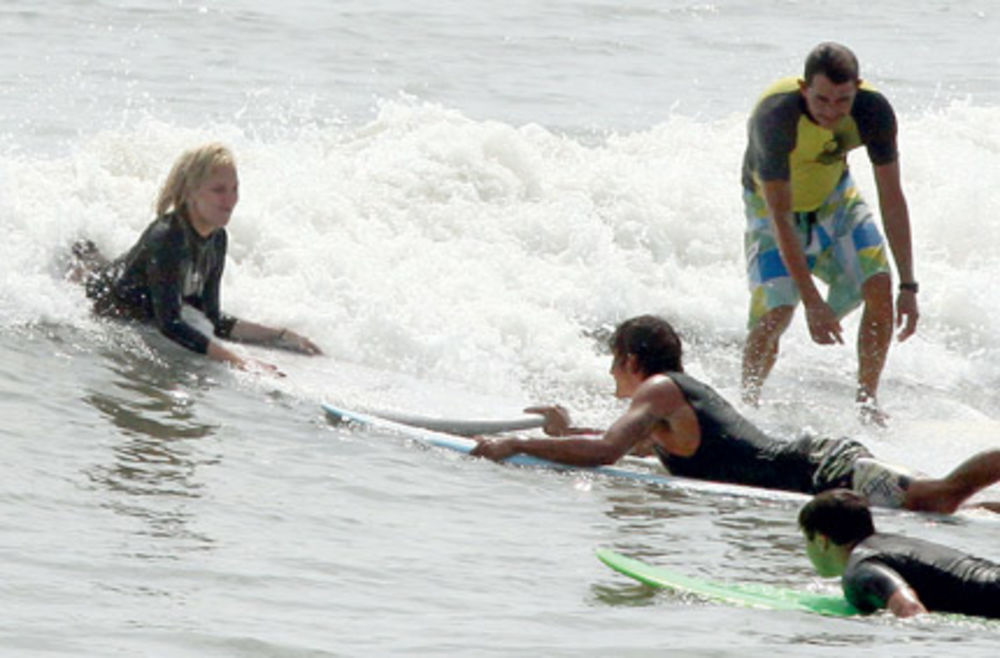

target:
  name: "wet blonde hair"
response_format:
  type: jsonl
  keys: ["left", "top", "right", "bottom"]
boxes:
{"left": 156, "top": 142, "right": 236, "bottom": 217}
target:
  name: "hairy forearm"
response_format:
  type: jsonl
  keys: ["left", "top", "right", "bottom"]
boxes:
{"left": 507, "top": 436, "right": 624, "bottom": 467}
{"left": 228, "top": 319, "right": 283, "bottom": 345}
{"left": 772, "top": 217, "right": 823, "bottom": 303}
{"left": 763, "top": 181, "right": 822, "bottom": 303}
{"left": 880, "top": 201, "right": 915, "bottom": 282}
{"left": 874, "top": 161, "right": 915, "bottom": 283}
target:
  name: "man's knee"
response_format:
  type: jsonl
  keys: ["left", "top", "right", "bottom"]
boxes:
{"left": 902, "top": 479, "right": 962, "bottom": 515}
{"left": 754, "top": 305, "right": 795, "bottom": 336}
{"left": 860, "top": 273, "right": 893, "bottom": 323}
{"left": 862, "top": 273, "right": 892, "bottom": 304}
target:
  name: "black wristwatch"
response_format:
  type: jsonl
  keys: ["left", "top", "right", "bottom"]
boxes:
{"left": 899, "top": 281, "right": 919, "bottom": 293}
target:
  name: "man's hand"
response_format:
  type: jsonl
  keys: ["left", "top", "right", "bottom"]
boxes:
{"left": 803, "top": 299, "right": 844, "bottom": 345}
{"left": 895, "top": 289, "right": 919, "bottom": 341}
{"left": 524, "top": 405, "right": 572, "bottom": 436}
{"left": 470, "top": 437, "right": 521, "bottom": 462}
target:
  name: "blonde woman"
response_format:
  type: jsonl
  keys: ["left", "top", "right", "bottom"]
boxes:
{"left": 76, "top": 142, "right": 321, "bottom": 372}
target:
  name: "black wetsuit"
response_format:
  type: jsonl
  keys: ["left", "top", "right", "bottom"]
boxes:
{"left": 653, "top": 372, "right": 871, "bottom": 493}
{"left": 84, "top": 211, "right": 237, "bottom": 354}
{"left": 844, "top": 533, "right": 1000, "bottom": 618}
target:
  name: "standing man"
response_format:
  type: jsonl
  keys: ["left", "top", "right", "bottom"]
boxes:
{"left": 740, "top": 42, "right": 919, "bottom": 424}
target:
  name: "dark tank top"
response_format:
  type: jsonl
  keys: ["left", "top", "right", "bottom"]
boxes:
{"left": 844, "top": 533, "right": 1000, "bottom": 618}
{"left": 653, "top": 372, "right": 821, "bottom": 493}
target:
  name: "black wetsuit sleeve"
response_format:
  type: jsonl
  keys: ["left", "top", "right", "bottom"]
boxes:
{"left": 843, "top": 559, "right": 908, "bottom": 613}
{"left": 146, "top": 229, "right": 214, "bottom": 354}
{"left": 854, "top": 90, "right": 898, "bottom": 166}
{"left": 199, "top": 232, "right": 237, "bottom": 340}
{"left": 745, "top": 93, "right": 801, "bottom": 183}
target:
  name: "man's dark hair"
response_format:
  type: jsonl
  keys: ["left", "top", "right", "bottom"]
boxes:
{"left": 609, "top": 314, "right": 683, "bottom": 375}
{"left": 804, "top": 42, "right": 860, "bottom": 84}
{"left": 798, "top": 489, "right": 875, "bottom": 545}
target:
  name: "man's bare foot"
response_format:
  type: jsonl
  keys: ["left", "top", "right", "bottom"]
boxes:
{"left": 741, "top": 382, "right": 762, "bottom": 408}
{"left": 857, "top": 395, "right": 889, "bottom": 427}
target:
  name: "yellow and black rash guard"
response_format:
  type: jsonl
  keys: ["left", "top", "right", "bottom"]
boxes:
{"left": 84, "top": 211, "right": 237, "bottom": 354}
{"left": 741, "top": 77, "right": 899, "bottom": 211}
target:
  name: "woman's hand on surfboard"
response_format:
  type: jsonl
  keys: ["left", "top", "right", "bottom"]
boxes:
{"left": 275, "top": 329, "right": 323, "bottom": 356}
{"left": 241, "top": 356, "right": 286, "bottom": 378}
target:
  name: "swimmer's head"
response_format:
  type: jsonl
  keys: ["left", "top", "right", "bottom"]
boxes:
{"left": 157, "top": 142, "right": 237, "bottom": 218}
{"left": 798, "top": 489, "right": 874, "bottom": 545}
{"left": 803, "top": 42, "right": 859, "bottom": 85}
{"left": 609, "top": 315, "right": 684, "bottom": 376}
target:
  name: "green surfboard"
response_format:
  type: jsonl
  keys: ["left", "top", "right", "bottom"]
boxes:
{"left": 596, "top": 548, "right": 861, "bottom": 617}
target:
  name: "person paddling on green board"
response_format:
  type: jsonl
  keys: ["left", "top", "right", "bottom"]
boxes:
{"left": 472, "top": 314, "right": 1000, "bottom": 514}
{"left": 799, "top": 489, "right": 1000, "bottom": 618}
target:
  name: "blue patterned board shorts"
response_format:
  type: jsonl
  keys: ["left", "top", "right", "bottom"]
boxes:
{"left": 743, "top": 173, "right": 890, "bottom": 328}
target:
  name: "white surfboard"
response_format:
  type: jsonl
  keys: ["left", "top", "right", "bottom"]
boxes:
{"left": 365, "top": 408, "right": 544, "bottom": 436}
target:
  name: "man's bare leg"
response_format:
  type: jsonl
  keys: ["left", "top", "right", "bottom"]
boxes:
{"left": 903, "top": 449, "right": 1000, "bottom": 514}
{"left": 856, "top": 273, "right": 894, "bottom": 426}
{"left": 742, "top": 305, "right": 795, "bottom": 406}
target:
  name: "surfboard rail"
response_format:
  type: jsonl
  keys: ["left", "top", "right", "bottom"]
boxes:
{"left": 368, "top": 408, "right": 545, "bottom": 436}
{"left": 596, "top": 548, "right": 861, "bottom": 616}
{"left": 322, "top": 402, "right": 808, "bottom": 502}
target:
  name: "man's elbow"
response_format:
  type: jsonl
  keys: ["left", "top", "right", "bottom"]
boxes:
{"left": 887, "top": 589, "right": 927, "bottom": 618}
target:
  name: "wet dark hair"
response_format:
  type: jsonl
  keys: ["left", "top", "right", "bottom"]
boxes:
{"left": 609, "top": 315, "right": 683, "bottom": 375}
{"left": 803, "top": 42, "right": 859, "bottom": 85}
{"left": 798, "top": 489, "right": 875, "bottom": 545}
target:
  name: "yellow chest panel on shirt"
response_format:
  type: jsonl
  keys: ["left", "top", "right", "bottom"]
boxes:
{"left": 789, "top": 114, "right": 862, "bottom": 210}
{"left": 753, "top": 76, "right": 873, "bottom": 211}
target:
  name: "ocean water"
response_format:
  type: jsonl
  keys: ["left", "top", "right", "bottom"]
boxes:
{"left": 2, "top": 1, "right": 1000, "bottom": 655}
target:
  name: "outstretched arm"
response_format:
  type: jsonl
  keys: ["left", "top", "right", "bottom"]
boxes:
{"left": 471, "top": 400, "right": 660, "bottom": 466}
{"left": 228, "top": 319, "right": 323, "bottom": 355}
{"left": 471, "top": 375, "right": 691, "bottom": 467}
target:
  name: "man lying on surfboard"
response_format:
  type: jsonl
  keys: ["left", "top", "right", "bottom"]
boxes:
{"left": 472, "top": 314, "right": 1000, "bottom": 513}
{"left": 799, "top": 489, "right": 1000, "bottom": 618}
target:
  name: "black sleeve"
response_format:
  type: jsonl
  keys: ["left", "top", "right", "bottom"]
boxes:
{"left": 201, "top": 231, "right": 237, "bottom": 339}
{"left": 145, "top": 228, "right": 213, "bottom": 354}
{"left": 854, "top": 90, "right": 898, "bottom": 166}
{"left": 842, "top": 559, "right": 908, "bottom": 613}
{"left": 747, "top": 93, "right": 801, "bottom": 182}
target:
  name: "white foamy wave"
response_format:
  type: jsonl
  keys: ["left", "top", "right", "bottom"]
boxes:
{"left": 2, "top": 99, "right": 1000, "bottom": 425}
